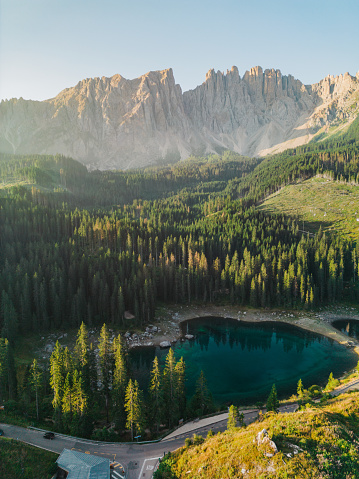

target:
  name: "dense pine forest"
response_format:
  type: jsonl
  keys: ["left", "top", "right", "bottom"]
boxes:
{"left": 1, "top": 121, "right": 359, "bottom": 437}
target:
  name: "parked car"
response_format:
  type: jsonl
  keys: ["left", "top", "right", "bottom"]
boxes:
{"left": 0, "top": 429, "right": 4, "bottom": 436}
{"left": 43, "top": 432, "right": 55, "bottom": 440}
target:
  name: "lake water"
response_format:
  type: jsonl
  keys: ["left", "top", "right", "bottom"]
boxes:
{"left": 332, "top": 319, "right": 359, "bottom": 341}
{"left": 129, "top": 316, "right": 358, "bottom": 405}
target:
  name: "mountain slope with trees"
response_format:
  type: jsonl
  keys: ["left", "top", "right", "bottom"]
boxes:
{"left": 1, "top": 132, "right": 359, "bottom": 441}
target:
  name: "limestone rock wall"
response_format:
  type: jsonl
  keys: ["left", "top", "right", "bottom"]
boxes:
{"left": 1, "top": 66, "right": 358, "bottom": 169}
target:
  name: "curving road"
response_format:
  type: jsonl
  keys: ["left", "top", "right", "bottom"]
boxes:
{"left": 0, "top": 404, "right": 298, "bottom": 479}
{"left": 3, "top": 375, "right": 359, "bottom": 479}
{"left": 330, "top": 377, "right": 359, "bottom": 397}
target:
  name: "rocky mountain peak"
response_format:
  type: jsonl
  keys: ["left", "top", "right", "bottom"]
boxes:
{"left": 1, "top": 65, "right": 358, "bottom": 169}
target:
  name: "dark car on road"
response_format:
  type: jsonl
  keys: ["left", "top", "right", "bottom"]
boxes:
{"left": 43, "top": 432, "right": 55, "bottom": 440}
{"left": 0, "top": 429, "right": 4, "bottom": 436}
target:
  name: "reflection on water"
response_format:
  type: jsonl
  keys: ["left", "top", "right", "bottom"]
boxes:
{"left": 184, "top": 317, "right": 322, "bottom": 355}
{"left": 332, "top": 319, "right": 359, "bottom": 340}
{"left": 129, "top": 316, "right": 357, "bottom": 405}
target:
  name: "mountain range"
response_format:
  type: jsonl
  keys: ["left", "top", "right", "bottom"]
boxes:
{"left": 1, "top": 66, "right": 359, "bottom": 170}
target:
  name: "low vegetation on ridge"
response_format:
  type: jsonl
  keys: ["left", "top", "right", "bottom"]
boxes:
{"left": 156, "top": 392, "right": 359, "bottom": 479}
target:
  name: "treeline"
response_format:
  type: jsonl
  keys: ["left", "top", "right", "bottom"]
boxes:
{"left": 2, "top": 135, "right": 359, "bottom": 339}
{"left": 0, "top": 323, "right": 214, "bottom": 439}
{"left": 2, "top": 186, "right": 359, "bottom": 338}
{"left": 0, "top": 151, "right": 261, "bottom": 208}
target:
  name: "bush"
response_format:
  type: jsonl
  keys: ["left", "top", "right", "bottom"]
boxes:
{"left": 324, "top": 372, "right": 340, "bottom": 391}
{"left": 3, "top": 400, "right": 21, "bottom": 415}
{"left": 192, "top": 434, "right": 204, "bottom": 446}
{"left": 308, "top": 385, "right": 322, "bottom": 398}
{"left": 153, "top": 453, "right": 177, "bottom": 479}
{"left": 184, "top": 437, "right": 192, "bottom": 448}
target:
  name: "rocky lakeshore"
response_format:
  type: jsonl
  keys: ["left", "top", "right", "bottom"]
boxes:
{"left": 34, "top": 305, "right": 359, "bottom": 364}
{"left": 124, "top": 304, "right": 359, "bottom": 357}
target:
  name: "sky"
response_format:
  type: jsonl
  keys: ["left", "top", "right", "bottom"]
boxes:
{"left": 1, "top": 0, "right": 359, "bottom": 101}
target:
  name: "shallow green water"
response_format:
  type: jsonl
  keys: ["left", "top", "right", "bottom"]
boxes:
{"left": 129, "top": 317, "right": 357, "bottom": 405}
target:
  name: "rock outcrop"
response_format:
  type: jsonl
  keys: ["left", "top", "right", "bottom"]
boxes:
{"left": 255, "top": 428, "right": 278, "bottom": 457}
{"left": 1, "top": 66, "right": 358, "bottom": 169}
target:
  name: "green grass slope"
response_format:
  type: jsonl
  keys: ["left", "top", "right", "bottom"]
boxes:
{"left": 258, "top": 176, "right": 359, "bottom": 239}
{"left": 158, "top": 392, "right": 359, "bottom": 479}
{"left": 0, "top": 153, "right": 87, "bottom": 192}
{"left": 0, "top": 438, "right": 57, "bottom": 479}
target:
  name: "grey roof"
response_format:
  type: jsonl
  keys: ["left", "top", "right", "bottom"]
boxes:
{"left": 57, "top": 449, "right": 110, "bottom": 479}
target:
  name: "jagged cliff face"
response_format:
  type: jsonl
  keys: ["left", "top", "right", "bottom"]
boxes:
{"left": 1, "top": 67, "right": 359, "bottom": 169}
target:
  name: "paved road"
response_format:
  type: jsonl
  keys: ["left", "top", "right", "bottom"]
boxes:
{"left": 0, "top": 404, "right": 297, "bottom": 479}
{"left": 330, "top": 377, "right": 359, "bottom": 397}
{"left": 1, "top": 381, "right": 357, "bottom": 478}
{"left": 1, "top": 379, "right": 357, "bottom": 479}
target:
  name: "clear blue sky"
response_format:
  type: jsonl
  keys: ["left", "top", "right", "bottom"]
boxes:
{"left": 1, "top": 0, "right": 358, "bottom": 101}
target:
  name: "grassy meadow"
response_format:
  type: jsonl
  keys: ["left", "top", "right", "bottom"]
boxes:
{"left": 258, "top": 176, "right": 359, "bottom": 239}
{"left": 0, "top": 438, "right": 57, "bottom": 479}
{"left": 160, "top": 391, "right": 359, "bottom": 479}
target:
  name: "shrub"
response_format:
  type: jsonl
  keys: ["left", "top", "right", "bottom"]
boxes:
{"left": 184, "top": 437, "right": 192, "bottom": 448}
{"left": 192, "top": 434, "right": 204, "bottom": 446}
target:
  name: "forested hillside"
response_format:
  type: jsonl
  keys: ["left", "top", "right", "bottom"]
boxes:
{"left": 1, "top": 131, "right": 359, "bottom": 439}
{"left": 1, "top": 141, "right": 359, "bottom": 341}
{"left": 234, "top": 119, "right": 359, "bottom": 206}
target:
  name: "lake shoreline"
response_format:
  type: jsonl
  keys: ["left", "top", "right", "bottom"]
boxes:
{"left": 127, "top": 304, "right": 359, "bottom": 359}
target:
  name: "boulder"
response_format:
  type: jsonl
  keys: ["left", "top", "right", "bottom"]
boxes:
{"left": 255, "top": 428, "right": 278, "bottom": 457}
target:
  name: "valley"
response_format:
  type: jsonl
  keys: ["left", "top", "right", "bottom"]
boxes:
{"left": 1, "top": 116, "right": 359, "bottom": 477}
{"left": 3, "top": 0, "right": 359, "bottom": 473}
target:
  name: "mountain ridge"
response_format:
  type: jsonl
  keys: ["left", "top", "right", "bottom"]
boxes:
{"left": 1, "top": 66, "right": 358, "bottom": 169}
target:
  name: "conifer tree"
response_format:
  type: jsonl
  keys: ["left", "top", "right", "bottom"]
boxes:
{"left": 163, "top": 348, "right": 177, "bottom": 427}
{"left": 174, "top": 357, "right": 186, "bottom": 419}
{"left": 113, "top": 334, "right": 128, "bottom": 429}
{"left": 0, "top": 338, "right": 16, "bottom": 401}
{"left": 98, "top": 323, "right": 112, "bottom": 422}
{"left": 325, "top": 372, "right": 339, "bottom": 391}
{"left": 88, "top": 342, "right": 97, "bottom": 394}
{"left": 74, "top": 322, "right": 89, "bottom": 370}
{"left": 30, "top": 359, "right": 42, "bottom": 420}
{"left": 117, "top": 287, "right": 125, "bottom": 325}
{"left": 149, "top": 356, "right": 162, "bottom": 433}
{"left": 1, "top": 291, "right": 18, "bottom": 343}
{"left": 63, "top": 347, "right": 74, "bottom": 376}
{"left": 62, "top": 372, "right": 72, "bottom": 415}
{"left": 189, "top": 370, "right": 214, "bottom": 417}
{"left": 266, "top": 384, "right": 279, "bottom": 412}
{"left": 50, "top": 341, "right": 64, "bottom": 411}
{"left": 0, "top": 339, "right": 7, "bottom": 402}
{"left": 297, "top": 378, "right": 304, "bottom": 398}
{"left": 72, "top": 369, "right": 87, "bottom": 415}
{"left": 125, "top": 379, "right": 143, "bottom": 441}
{"left": 74, "top": 322, "right": 91, "bottom": 395}
{"left": 227, "top": 405, "right": 239, "bottom": 430}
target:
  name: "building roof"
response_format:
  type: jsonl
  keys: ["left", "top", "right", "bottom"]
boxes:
{"left": 57, "top": 449, "right": 110, "bottom": 479}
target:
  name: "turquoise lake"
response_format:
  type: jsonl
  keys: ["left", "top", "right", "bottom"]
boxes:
{"left": 129, "top": 317, "right": 358, "bottom": 405}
